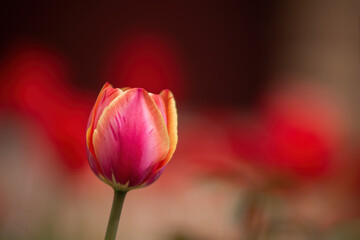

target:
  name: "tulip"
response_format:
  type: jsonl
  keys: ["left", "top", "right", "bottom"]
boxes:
{"left": 86, "top": 83, "right": 178, "bottom": 240}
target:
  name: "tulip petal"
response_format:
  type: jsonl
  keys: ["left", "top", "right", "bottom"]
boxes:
{"left": 86, "top": 83, "right": 122, "bottom": 175}
{"left": 157, "top": 89, "right": 178, "bottom": 168}
{"left": 92, "top": 88, "right": 170, "bottom": 188}
{"left": 142, "top": 90, "right": 177, "bottom": 186}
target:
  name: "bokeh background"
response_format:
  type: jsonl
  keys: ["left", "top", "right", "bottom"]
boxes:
{"left": 0, "top": 1, "right": 359, "bottom": 239}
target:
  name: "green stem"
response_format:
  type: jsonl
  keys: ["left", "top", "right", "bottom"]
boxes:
{"left": 105, "top": 190, "right": 127, "bottom": 240}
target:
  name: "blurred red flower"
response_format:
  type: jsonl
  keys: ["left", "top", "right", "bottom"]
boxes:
{"left": 0, "top": 46, "right": 93, "bottom": 172}
{"left": 230, "top": 81, "right": 347, "bottom": 181}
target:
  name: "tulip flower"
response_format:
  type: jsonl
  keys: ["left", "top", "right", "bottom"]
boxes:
{"left": 86, "top": 83, "right": 178, "bottom": 240}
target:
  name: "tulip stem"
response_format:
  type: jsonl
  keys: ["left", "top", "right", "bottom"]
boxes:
{"left": 105, "top": 190, "right": 127, "bottom": 240}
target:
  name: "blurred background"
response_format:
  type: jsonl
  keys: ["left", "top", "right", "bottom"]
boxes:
{"left": 0, "top": 1, "right": 359, "bottom": 239}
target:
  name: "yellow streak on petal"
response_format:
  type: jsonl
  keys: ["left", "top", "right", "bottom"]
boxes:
{"left": 121, "top": 87, "right": 131, "bottom": 92}
{"left": 86, "top": 127, "right": 92, "bottom": 150}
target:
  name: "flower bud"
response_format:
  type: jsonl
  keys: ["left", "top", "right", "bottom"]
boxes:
{"left": 86, "top": 83, "right": 178, "bottom": 191}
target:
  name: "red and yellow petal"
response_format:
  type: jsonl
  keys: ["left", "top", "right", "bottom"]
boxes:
{"left": 158, "top": 89, "right": 178, "bottom": 167}
{"left": 86, "top": 83, "right": 123, "bottom": 175}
